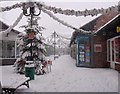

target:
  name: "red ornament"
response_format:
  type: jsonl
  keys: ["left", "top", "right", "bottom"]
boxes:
{"left": 28, "top": 32, "right": 35, "bottom": 39}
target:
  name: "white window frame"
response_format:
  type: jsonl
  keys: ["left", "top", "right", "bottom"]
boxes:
{"left": 107, "top": 36, "right": 120, "bottom": 64}
{"left": 107, "top": 39, "right": 110, "bottom": 62}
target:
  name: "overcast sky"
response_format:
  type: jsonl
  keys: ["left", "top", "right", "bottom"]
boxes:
{"left": 0, "top": 0, "right": 119, "bottom": 38}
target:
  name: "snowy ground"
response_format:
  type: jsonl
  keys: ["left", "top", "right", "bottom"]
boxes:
{"left": 0, "top": 55, "right": 119, "bottom": 92}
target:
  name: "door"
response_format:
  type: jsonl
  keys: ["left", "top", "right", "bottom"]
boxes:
{"left": 76, "top": 35, "right": 91, "bottom": 67}
{"left": 107, "top": 36, "right": 120, "bottom": 69}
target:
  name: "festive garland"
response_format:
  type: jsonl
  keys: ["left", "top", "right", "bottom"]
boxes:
{"left": 0, "top": 1, "right": 119, "bottom": 34}
{"left": 42, "top": 5, "right": 118, "bottom": 17}
{"left": 0, "top": 3, "right": 23, "bottom": 12}
{"left": 2, "top": 13, "right": 23, "bottom": 35}
{"left": 55, "top": 33, "right": 71, "bottom": 40}
{"left": 0, "top": 2, "right": 119, "bottom": 17}
{"left": 40, "top": 7, "right": 91, "bottom": 34}
{"left": 36, "top": 2, "right": 118, "bottom": 16}
{"left": 45, "top": 32, "right": 70, "bottom": 47}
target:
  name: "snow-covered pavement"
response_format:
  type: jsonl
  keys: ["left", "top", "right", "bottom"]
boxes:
{"left": 0, "top": 55, "right": 119, "bottom": 92}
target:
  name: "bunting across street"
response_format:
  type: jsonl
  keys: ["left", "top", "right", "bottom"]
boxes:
{"left": 0, "top": 1, "right": 120, "bottom": 34}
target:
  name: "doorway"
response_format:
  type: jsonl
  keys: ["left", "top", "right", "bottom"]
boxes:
{"left": 76, "top": 35, "right": 91, "bottom": 67}
{"left": 107, "top": 36, "right": 120, "bottom": 69}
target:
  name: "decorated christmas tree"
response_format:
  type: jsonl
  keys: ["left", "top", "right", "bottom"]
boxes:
{"left": 14, "top": 17, "right": 46, "bottom": 74}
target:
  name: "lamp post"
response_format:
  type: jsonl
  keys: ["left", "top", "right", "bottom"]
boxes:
{"left": 22, "top": 2, "right": 41, "bottom": 61}
{"left": 53, "top": 31, "right": 56, "bottom": 60}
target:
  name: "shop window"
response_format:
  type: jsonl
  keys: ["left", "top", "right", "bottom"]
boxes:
{"left": 1, "top": 40, "right": 15, "bottom": 58}
{"left": 107, "top": 36, "right": 120, "bottom": 63}
{"left": 76, "top": 36, "right": 91, "bottom": 65}
{"left": 115, "top": 37, "right": 120, "bottom": 62}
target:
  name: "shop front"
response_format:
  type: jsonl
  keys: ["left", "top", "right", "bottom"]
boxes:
{"left": 75, "top": 34, "right": 92, "bottom": 67}
{"left": 107, "top": 36, "right": 120, "bottom": 70}
{"left": 70, "top": 12, "right": 120, "bottom": 70}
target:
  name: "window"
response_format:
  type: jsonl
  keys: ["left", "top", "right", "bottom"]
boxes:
{"left": 107, "top": 36, "right": 120, "bottom": 63}
{"left": 1, "top": 40, "right": 15, "bottom": 58}
{"left": 115, "top": 37, "right": 120, "bottom": 62}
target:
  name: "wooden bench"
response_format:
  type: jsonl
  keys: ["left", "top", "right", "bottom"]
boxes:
{"left": 2, "top": 77, "right": 30, "bottom": 94}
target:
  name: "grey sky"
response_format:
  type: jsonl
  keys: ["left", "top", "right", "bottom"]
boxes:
{"left": 0, "top": 1, "right": 119, "bottom": 38}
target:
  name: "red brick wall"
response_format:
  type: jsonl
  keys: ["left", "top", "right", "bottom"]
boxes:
{"left": 93, "top": 35, "right": 110, "bottom": 68}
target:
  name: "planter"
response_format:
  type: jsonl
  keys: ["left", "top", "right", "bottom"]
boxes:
{"left": 25, "top": 61, "right": 35, "bottom": 80}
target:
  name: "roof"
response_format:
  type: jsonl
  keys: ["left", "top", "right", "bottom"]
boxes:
{"left": 69, "top": 10, "right": 119, "bottom": 46}
{"left": 0, "top": 20, "right": 20, "bottom": 34}
{"left": 80, "top": 11, "right": 118, "bottom": 32}
{"left": 95, "top": 13, "right": 120, "bottom": 33}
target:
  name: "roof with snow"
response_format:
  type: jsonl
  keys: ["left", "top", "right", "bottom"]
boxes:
{"left": 0, "top": 20, "right": 19, "bottom": 34}
{"left": 69, "top": 10, "right": 120, "bottom": 46}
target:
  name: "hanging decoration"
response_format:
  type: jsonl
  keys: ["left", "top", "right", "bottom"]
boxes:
{"left": 0, "top": 3, "right": 23, "bottom": 12}
{"left": 0, "top": 2, "right": 119, "bottom": 17}
{"left": 27, "top": 29, "right": 36, "bottom": 39}
{"left": 41, "top": 7, "right": 91, "bottom": 34}
{"left": 0, "top": 1, "right": 119, "bottom": 35}
{"left": 45, "top": 31, "right": 70, "bottom": 48}
{"left": 34, "top": 2, "right": 118, "bottom": 17}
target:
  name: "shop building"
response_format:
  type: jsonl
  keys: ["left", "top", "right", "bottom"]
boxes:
{"left": 69, "top": 11, "right": 120, "bottom": 71}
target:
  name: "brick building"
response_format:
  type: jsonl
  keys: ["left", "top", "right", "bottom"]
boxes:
{"left": 69, "top": 11, "right": 120, "bottom": 71}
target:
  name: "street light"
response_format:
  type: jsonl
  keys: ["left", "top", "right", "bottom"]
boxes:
{"left": 53, "top": 32, "right": 56, "bottom": 60}
{"left": 22, "top": 2, "right": 41, "bottom": 61}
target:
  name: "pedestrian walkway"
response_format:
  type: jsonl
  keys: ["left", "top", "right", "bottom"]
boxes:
{"left": 0, "top": 55, "right": 119, "bottom": 92}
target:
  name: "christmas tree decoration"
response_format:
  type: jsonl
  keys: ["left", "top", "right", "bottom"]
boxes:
{"left": 27, "top": 29, "right": 36, "bottom": 39}
{"left": 14, "top": 16, "right": 46, "bottom": 75}
{"left": 1, "top": 1, "right": 120, "bottom": 75}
